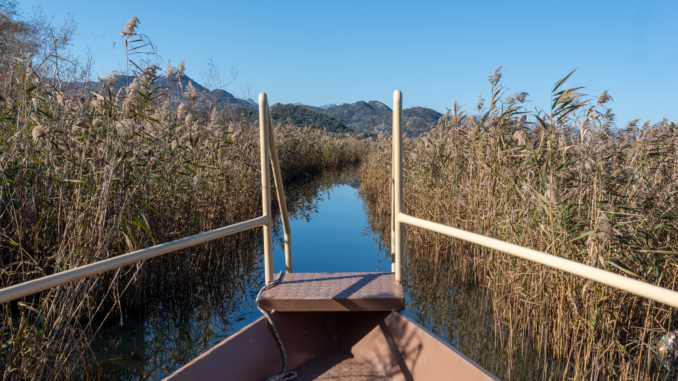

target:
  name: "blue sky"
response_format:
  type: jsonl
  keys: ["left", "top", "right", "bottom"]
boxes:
{"left": 18, "top": 0, "right": 677, "bottom": 125}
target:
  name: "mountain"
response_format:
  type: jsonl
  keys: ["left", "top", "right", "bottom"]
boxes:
{"left": 75, "top": 74, "right": 443, "bottom": 135}
{"left": 299, "top": 104, "right": 326, "bottom": 113}
{"left": 322, "top": 101, "right": 392, "bottom": 133}
{"left": 208, "top": 88, "right": 257, "bottom": 110}
{"left": 270, "top": 104, "right": 351, "bottom": 133}
{"left": 102, "top": 74, "right": 257, "bottom": 110}
{"left": 402, "top": 107, "right": 444, "bottom": 136}
{"left": 171, "top": 75, "right": 256, "bottom": 110}
{"left": 230, "top": 104, "right": 352, "bottom": 133}
{"left": 320, "top": 101, "right": 442, "bottom": 136}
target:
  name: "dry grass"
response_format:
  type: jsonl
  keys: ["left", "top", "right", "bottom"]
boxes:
{"left": 360, "top": 68, "right": 678, "bottom": 380}
{"left": 87, "top": 166, "right": 363, "bottom": 379}
{"left": 0, "top": 19, "right": 366, "bottom": 380}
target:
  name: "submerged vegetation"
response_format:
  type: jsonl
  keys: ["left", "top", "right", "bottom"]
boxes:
{"left": 0, "top": 10, "right": 365, "bottom": 379}
{"left": 360, "top": 67, "right": 678, "bottom": 379}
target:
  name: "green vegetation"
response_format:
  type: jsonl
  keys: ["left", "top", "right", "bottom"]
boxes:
{"left": 360, "top": 68, "right": 678, "bottom": 380}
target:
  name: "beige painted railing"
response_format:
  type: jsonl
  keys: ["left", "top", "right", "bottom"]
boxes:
{"left": 390, "top": 90, "right": 678, "bottom": 309}
{"left": 0, "top": 93, "right": 290, "bottom": 304}
{"left": 5, "top": 89, "right": 675, "bottom": 310}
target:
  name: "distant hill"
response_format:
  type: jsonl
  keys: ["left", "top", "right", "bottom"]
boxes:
{"left": 167, "top": 75, "right": 256, "bottom": 110}
{"left": 319, "top": 101, "right": 442, "bottom": 136}
{"left": 98, "top": 75, "right": 441, "bottom": 134}
{"left": 270, "top": 104, "right": 351, "bottom": 133}
{"left": 230, "top": 104, "right": 352, "bottom": 133}
{"left": 322, "top": 101, "right": 392, "bottom": 134}
{"left": 75, "top": 74, "right": 443, "bottom": 135}
{"left": 104, "top": 74, "right": 256, "bottom": 110}
{"left": 232, "top": 96, "right": 442, "bottom": 135}
{"left": 402, "top": 107, "right": 444, "bottom": 136}
{"left": 297, "top": 103, "right": 336, "bottom": 112}
{"left": 300, "top": 104, "right": 328, "bottom": 113}
{"left": 208, "top": 88, "right": 257, "bottom": 110}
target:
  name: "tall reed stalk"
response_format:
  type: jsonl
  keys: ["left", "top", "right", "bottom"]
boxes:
{"left": 360, "top": 68, "right": 678, "bottom": 380}
{"left": 0, "top": 18, "right": 366, "bottom": 379}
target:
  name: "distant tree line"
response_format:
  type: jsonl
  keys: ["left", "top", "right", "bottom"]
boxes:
{"left": 232, "top": 103, "right": 352, "bottom": 133}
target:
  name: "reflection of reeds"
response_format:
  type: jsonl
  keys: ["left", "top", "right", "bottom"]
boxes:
{"left": 360, "top": 68, "right": 678, "bottom": 379}
{"left": 0, "top": 28, "right": 367, "bottom": 379}
{"left": 89, "top": 235, "right": 263, "bottom": 379}
{"left": 89, "top": 165, "right": 364, "bottom": 379}
{"left": 404, "top": 257, "right": 571, "bottom": 380}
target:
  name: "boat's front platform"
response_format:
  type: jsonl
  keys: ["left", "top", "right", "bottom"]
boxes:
{"left": 165, "top": 272, "right": 498, "bottom": 380}
{"left": 166, "top": 311, "right": 498, "bottom": 381}
{"left": 258, "top": 272, "right": 405, "bottom": 312}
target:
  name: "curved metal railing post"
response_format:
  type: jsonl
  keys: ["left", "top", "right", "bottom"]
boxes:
{"left": 259, "top": 93, "right": 274, "bottom": 284}
{"left": 391, "top": 170, "right": 396, "bottom": 273}
{"left": 393, "top": 90, "right": 403, "bottom": 282}
{"left": 267, "top": 104, "right": 293, "bottom": 273}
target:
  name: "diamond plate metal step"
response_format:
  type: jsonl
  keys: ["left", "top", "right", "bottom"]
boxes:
{"left": 258, "top": 272, "right": 405, "bottom": 312}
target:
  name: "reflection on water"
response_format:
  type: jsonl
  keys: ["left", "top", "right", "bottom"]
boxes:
{"left": 90, "top": 237, "right": 262, "bottom": 379}
{"left": 91, "top": 169, "right": 564, "bottom": 380}
{"left": 90, "top": 169, "right": 388, "bottom": 379}
{"left": 272, "top": 177, "right": 389, "bottom": 274}
{"left": 404, "top": 259, "right": 569, "bottom": 380}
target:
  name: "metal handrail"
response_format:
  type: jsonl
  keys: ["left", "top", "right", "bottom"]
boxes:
{"left": 266, "top": 99, "right": 292, "bottom": 274}
{"left": 390, "top": 90, "right": 678, "bottom": 309}
{"left": 0, "top": 93, "right": 290, "bottom": 304}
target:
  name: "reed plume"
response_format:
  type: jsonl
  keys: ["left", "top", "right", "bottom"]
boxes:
{"left": 120, "top": 16, "right": 140, "bottom": 36}
{"left": 360, "top": 68, "right": 678, "bottom": 380}
{"left": 177, "top": 59, "right": 185, "bottom": 79}
{"left": 0, "top": 15, "right": 366, "bottom": 379}
{"left": 165, "top": 59, "right": 172, "bottom": 78}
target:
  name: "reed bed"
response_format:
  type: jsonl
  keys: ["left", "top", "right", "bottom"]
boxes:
{"left": 88, "top": 166, "right": 364, "bottom": 379}
{"left": 0, "top": 31, "right": 366, "bottom": 379}
{"left": 360, "top": 68, "right": 678, "bottom": 380}
{"left": 403, "top": 257, "right": 574, "bottom": 380}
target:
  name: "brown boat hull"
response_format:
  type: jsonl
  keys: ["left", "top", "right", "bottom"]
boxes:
{"left": 166, "top": 311, "right": 498, "bottom": 380}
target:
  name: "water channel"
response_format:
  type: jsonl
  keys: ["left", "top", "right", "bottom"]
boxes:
{"left": 91, "top": 169, "right": 565, "bottom": 380}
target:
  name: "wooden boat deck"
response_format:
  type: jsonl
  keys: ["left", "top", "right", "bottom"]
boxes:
{"left": 258, "top": 272, "right": 405, "bottom": 312}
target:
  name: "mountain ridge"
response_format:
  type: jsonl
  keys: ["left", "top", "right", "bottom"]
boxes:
{"left": 99, "top": 74, "right": 257, "bottom": 110}
{"left": 319, "top": 100, "right": 442, "bottom": 136}
{"left": 104, "top": 75, "right": 441, "bottom": 135}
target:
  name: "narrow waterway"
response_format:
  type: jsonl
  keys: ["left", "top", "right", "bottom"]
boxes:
{"left": 91, "top": 170, "right": 565, "bottom": 380}
{"left": 271, "top": 179, "right": 389, "bottom": 274}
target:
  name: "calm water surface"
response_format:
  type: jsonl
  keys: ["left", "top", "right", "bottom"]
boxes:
{"left": 272, "top": 182, "right": 389, "bottom": 274}
{"left": 92, "top": 172, "right": 561, "bottom": 380}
